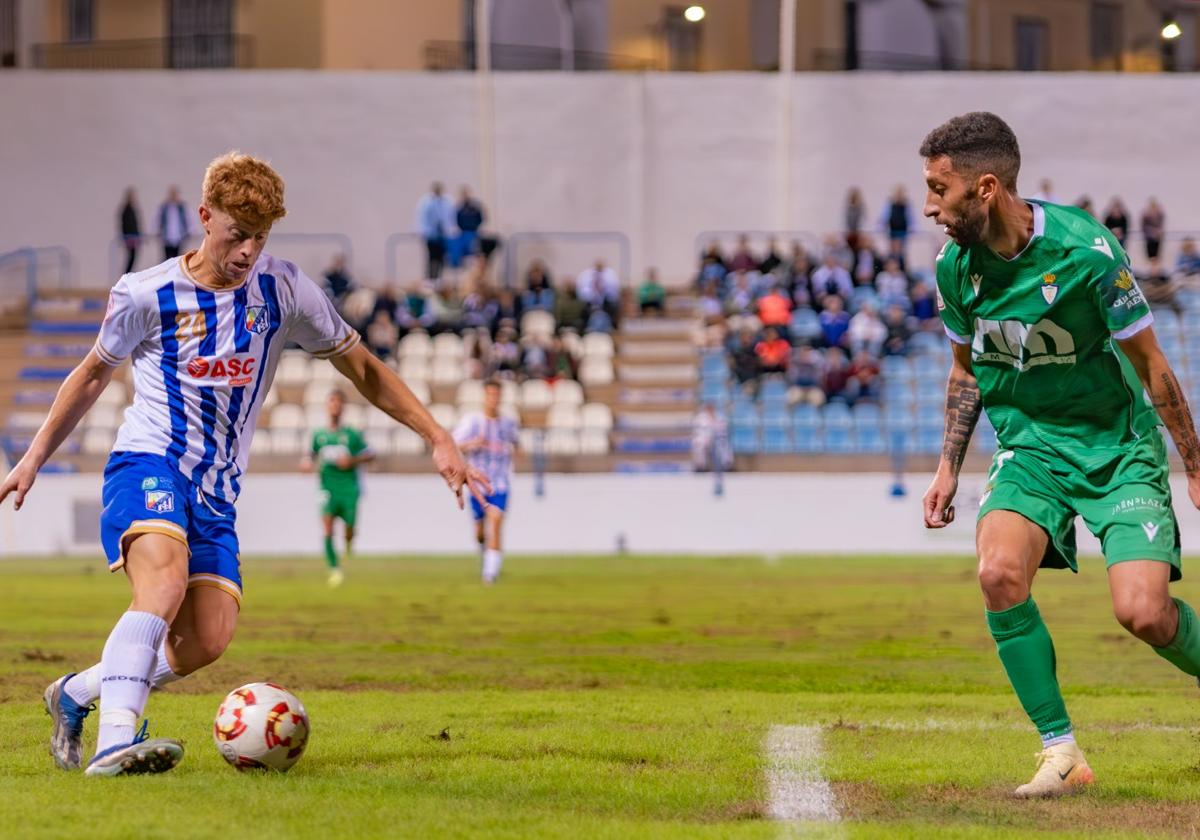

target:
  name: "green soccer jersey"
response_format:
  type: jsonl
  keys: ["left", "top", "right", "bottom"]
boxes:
{"left": 311, "top": 426, "right": 369, "bottom": 494}
{"left": 935, "top": 200, "right": 1159, "bottom": 473}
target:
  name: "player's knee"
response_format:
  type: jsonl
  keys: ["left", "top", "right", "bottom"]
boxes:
{"left": 1113, "top": 594, "right": 1174, "bottom": 645}
{"left": 977, "top": 550, "right": 1028, "bottom": 604}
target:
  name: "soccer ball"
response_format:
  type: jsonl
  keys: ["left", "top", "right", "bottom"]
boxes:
{"left": 213, "top": 682, "right": 310, "bottom": 772}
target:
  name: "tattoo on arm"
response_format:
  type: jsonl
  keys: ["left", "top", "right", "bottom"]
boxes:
{"left": 942, "top": 371, "right": 982, "bottom": 474}
{"left": 1151, "top": 369, "right": 1200, "bottom": 474}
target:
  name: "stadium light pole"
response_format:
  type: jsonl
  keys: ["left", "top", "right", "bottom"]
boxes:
{"left": 777, "top": 0, "right": 796, "bottom": 234}
{"left": 475, "top": 0, "right": 498, "bottom": 229}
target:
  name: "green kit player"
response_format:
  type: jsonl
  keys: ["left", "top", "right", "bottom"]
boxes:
{"left": 920, "top": 112, "right": 1200, "bottom": 798}
{"left": 301, "top": 389, "right": 374, "bottom": 586}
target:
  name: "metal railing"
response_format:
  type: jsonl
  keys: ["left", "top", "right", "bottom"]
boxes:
{"left": 0, "top": 246, "right": 74, "bottom": 317}
{"left": 33, "top": 34, "right": 254, "bottom": 69}
{"left": 424, "top": 40, "right": 654, "bottom": 72}
{"left": 107, "top": 232, "right": 352, "bottom": 286}
{"left": 383, "top": 232, "right": 427, "bottom": 286}
{"left": 504, "top": 231, "right": 632, "bottom": 289}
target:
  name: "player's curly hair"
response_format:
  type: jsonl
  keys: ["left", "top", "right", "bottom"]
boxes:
{"left": 918, "top": 112, "right": 1020, "bottom": 191}
{"left": 202, "top": 151, "right": 287, "bottom": 229}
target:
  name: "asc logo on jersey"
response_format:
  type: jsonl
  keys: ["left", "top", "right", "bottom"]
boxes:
{"left": 187, "top": 355, "right": 258, "bottom": 386}
{"left": 972, "top": 318, "right": 1076, "bottom": 371}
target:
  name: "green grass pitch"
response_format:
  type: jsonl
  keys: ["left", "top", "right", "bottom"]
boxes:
{"left": 2, "top": 553, "right": 1199, "bottom": 839}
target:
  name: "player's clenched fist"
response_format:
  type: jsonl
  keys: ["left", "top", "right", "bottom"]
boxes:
{"left": 923, "top": 472, "right": 958, "bottom": 529}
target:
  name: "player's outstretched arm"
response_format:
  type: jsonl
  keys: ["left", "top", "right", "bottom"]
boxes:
{"left": 1119, "top": 328, "right": 1200, "bottom": 509}
{"left": 329, "top": 344, "right": 491, "bottom": 508}
{"left": 0, "top": 349, "right": 116, "bottom": 510}
{"left": 924, "top": 342, "right": 980, "bottom": 529}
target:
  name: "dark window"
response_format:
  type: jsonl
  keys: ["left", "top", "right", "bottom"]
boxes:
{"left": 66, "top": 0, "right": 93, "bottom": 42}
{"left": 663, "top": 6, "right": 701, "bottom": 72}
{"left": 1090, "top": 2, "right": 1122, "bottom": 70}
{"left": 169, "top": 0, "right": 234, "bottom": 68}
{"left": 0, "top": 0, "right": 14, "bottom": 67}
{"left": 1014, "top": 17, "right": 1048, "bottom": 71}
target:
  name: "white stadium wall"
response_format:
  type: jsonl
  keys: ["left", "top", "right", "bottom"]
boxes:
{"left": 5, "top": 471, "right": 1200, "bottom": 558}
{"left": 1, "top": 71, "right": 1199, "bottom": 288}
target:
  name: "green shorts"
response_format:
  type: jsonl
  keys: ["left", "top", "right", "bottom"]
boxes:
{"left": 320, "top": 487, "right": 360, "bottom": 528}
{"left": 978, "top": 432, "right": 1181, "bottom": 581}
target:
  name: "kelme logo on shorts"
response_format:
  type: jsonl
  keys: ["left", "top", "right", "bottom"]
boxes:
{"left": 145, "top": 490, "right": 174, "bottom": 513}
{"left": 141, "top": 477, "right": 158, "bottom": 490}
{"left": 972, "top": 318, "right": 1076, "bottom": 370}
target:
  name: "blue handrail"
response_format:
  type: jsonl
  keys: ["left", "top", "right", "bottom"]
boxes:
{"left": 504, "top": 231, "right": 632, "bottom": 289}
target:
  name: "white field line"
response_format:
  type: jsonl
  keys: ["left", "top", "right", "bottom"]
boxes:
{"left": 765, "top": 725, "right": 840, "bottom": 823}
{"left": 833, "top": 718, "right": 1195, "bottom": 734}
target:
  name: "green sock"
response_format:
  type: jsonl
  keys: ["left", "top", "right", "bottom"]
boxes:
{"left": 323, "top": 536, "right": 338, "bottom": 569}
{"left": 986, "top": 597, "right": 1072, "bottom": 739}
{"left": 1153, "top": 598, "right": 1200, "bottom": 677}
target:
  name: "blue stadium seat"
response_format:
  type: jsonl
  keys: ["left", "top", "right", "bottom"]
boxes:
{"left": 792, "top": 403, "right": 821, "bottom": 427}
{"left": 731, "top": 423, "right": 761, "bottom": 453}
{"left": 761, "top": 426, "right": 792, "bottom": 452}
{"left": 880, "top": 355, "right": 914, "bottom": 380}
{"left": 850, "top": 287, "right": 880, "bottom": 314}
{"left": 883, "top": 384, "right": 915, "bottom": 407}
{"left": 824, "top": 426, "right": 855, "bottom": 453}
{"left": 911, "top": 425, "right": 943, "bottom": 454}
{"left": 853, "top": 403, "right": 882, "bottom": 428}
{"left": 793, "top": 425, "right": 823, "bottom": 453}
{"left": 1156, "top": 314, "right": 1183, "bottom": 341}
{"left": 760, "top": 378, "right": 788, "bottom": 403}
{"left": 762, "top": 404, "right": 790, "bottom": 428}
{"left": 917, "top": 404, "right": 943, "bottom": 426}
{"left": 908, "top": 332, "right": 942, "bottom": 354}
{"left": 883, "top": 403, "right": 914, "bottom": 430}
{"left": 823, "top": 402, "right": 852, "bottom": 427}
{"left": 856, "top": 426, "right": 886, "bottom": 453}
{"left": 915, "top": 379, "right": 944, "bottom": 406}
{"left": 700, "top": 381, "right": 730, "bottom": 404}
{"left": 790, "top": 309, "right": 823, "bottom": 343}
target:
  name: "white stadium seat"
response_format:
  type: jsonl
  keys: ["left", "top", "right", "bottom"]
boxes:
{"left": 579, "top": 358, "right": 614, "bottom": 386}
{"left": 520, "top": 379, "right": 552, "bottom": 410}
{"left": 581, "top": 403, "right": 613, "bottom": 431}
{"left": 275, "top": 352, "right": 310, "bottom": 387}
{"left": 432, "top": 333, "right": 464, "bottom": 360}
{"left": 270, "top": 428, "right": 303, "bottom": 455}
{"left": 545, "top": 428, "right": 579, "bottom": 455}
{"left": 546, "top": 404, "right": 581, "bottom": 430}
{"left": 398, "top": 332, "right": 432, "bottom": 359}
{"left": 518, "top": 428, "right": 542, "bottom": 453}
{"left": 85, "top": 404, "right": 122, "bottom": 431}
{"left": 364, "top": 429, "right": 394, "bottom": 456}
{"left": 340, "top": 403, "right": 364, "bottom": 429}
{"left": 93, "top": 382, "right": 127, "bottom": 408}
{"left": 456, "top": 380, "right": 484, "bottom": 406}
{"left": 393, "top": 427, "right": 425, "bottom": 454}
{"left": 82, "top": 427, "right": 116, "bottom": 455}
{"left": 521, "top": 311, "right": 555, "bottom": 342}
{"left": 552, "top": 380, "right": 585, "bottom": 406}
{"left": 582, "top": 333, "right": 615, "bottom": 359}
{"left": 268, "top": 404, "right": 305, "bottom": 430}
{"left": 579, "top": 429, "right": 610, "bottom": 454}
{"left": 559, "top": 330, "right": 583, "bottom": 359}
{"left": 428, "top": 403, "right": 456, "bottom": 429}
{"left": 431, "top": 357, "right": 464, "bottom": 386}
{"left": 399, "top": 357, "right": 430, "bottom": 383}
{"left": 249, "top": 429, "right": 273, "bottom": 456}
{"left": 405, "top": 379, "right": 431, "bottom": 405}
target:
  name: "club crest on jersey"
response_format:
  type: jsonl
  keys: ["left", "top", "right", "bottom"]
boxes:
{"left": 1041, "top": 274, "right": 1058, "bottom": 305}
{"left": 245, "top": 306, "right": 269, "bottom": 335}
{"left": 144, "top": 490, "right": 174, "bottom": 513}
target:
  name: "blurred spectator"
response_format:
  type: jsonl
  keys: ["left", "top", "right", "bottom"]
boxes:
{"left": 821, "top": 347, "right": 852, "bottom": 403}
{"left": 451, "top": 186, "right": 485, "bottom": 267}
{"left": 784, "top": 246, "right": 813, "bottom": 308}
{"left": 788, "top": 345, "right": 826, "bottom": 407}
{"left": 697, "top": 241, "right": 728, "bottom": 289}
{"left": 818, "top": 296, "right": 850, "bottom": 348}
{"left": 546, "top": 335, "right": 579, "bottom": 382}
{"left": 638, "top": 268, "right": 667, "bottom": 316}
{"left": 882, "top": 304, "right": 913, "bottom": 356}
{"left": 810, "top": 255, "right": 853, "bottom": 310}
{"left": 844, "top": 187, "right": 865, "bottom": 249}
{"left": 848, "top": 302, "right": 887, "bottom": 357}
{"left": 462, "top": 286, "right": 499, "bottom": 332}
{"left": 521, "top": 261, "right": 556, "bottom": 312}
{"left": 365, "top": 311, "right": 398, "bottom": 360}
{"left": 415, "top": 181, "right": 455, "bottom": 280}
{"left": 698, "top": 279, "right": 724, "bottom": 326}
{"left": 846, "top": 351, "right": 881, "bottom": 404}
{"left": 1140, "top": 258, "right": 1181, "bottom": 313}
{"left": 755, "top": 327, "right": 791, "bottom": 376}
{"left": 1178, "top": 238, "right": 1200, "bottom": 277}
{"left": 1103, "top": 197, "right": 1129, "bottom": 248}
{"left": 881, "top": 185, "right": 912, "bottom": 261}
{"left": 399, "top": 282, "right": 436, "bottom": 333}
{"left": 692, "top": 404, "right": 733, "bottom": 473}
{"left": 118, "top": 188, "right": 141, "bottom": 274}
{"left": 322, "top": 253, "right": 354, "bottom": 303}
{"left": 822, "top": 234, "right": 853, "bottom": 272}
{"left": 371, "top": 283, "right": 402, "bottom": 323}
{"left": 725, "top": 270, "right": 760, "bottom": 333}
{"left": 157, "top": 186, "right": 190, "bottom": 261}
{"left": 491, "top": 289, "right": 521, "bottom": 337}
{"left": 728, "top": 234, "right": 758, "bottom": 272}
{"left": 759, "top": 236, "right": 783, "bottom": 274}
{"left": 909, "top": 279, "right": 939, "bottom": 328}
{"left": 874, "top": 257, "right": 909, "bottom": 306}
{"left": 1074, "top": 195, "right": 1094, "bottom": 217}
{"left": 586, "top": 307, "right": 614, "bottom": 334}
{"left": 430, "top": 282, "right": 464, "bottom": 334}
{"left": 729, "top": 329, "right": 761, "bottom": 389}
{"left": 1031, "top": 179, "right": 1056, "bottom": 203}
{"left": 554, "top": 282, "right": 588, "bottom": 333}
{"left": 577, "top": 258, "right": 621, "bottom": 326}
{"left": 852, "top": 236, "right": 881, "bottom": 286}
{"left": 522, "top": 338, "right": 550, "bottom": 380}
{"left": 464, "top": 328, "right": 490, "bottom": 380}
{"left": 757, "top": 286, "right": 792, "bottom": 332}
{"left": 1141, "top": 198, "right": 1165, "bottom": 262}
{"left": 488, "top": 328, "right": 522, "bottom": 377}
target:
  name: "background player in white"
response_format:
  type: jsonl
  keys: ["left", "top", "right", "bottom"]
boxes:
{"left": 453, "top": 380, "right": 519, "bottom": 584}
{"left": 0, "top": 152, "right": 488, "bottom": 777}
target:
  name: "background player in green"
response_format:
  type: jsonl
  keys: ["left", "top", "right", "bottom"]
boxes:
{"left": 301, "top": 389, "right": 374, "bottom": 586}
{"left": 920, "top": 111, "right": 1200, "bottom": 798}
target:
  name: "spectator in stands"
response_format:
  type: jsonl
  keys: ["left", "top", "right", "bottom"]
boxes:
{"left": 698, "top": 279, "right": 725, "bottom": 328}
{"left": 697, "top": 241, "right": 728, "bottom": 290}
{"left": 522, "top": 338, "right": 550, "bottom": 380}
{"left": 818, "top": 296, "right": 851, "bottom": 348}
{"left": 546, "top": 335, "right": 579, "bottom": 382}
{"left": 1139, "top": 258, "right": 1182, "bottom": 313}
{"left": 759, "top": 236, "right": 783, "bottom": 274}
{"left": 464, "top": 329, "right": 490, "bottom": 379}
{"left": 692, "top": 403, "right": 733, "bottom": 473}
{"left": 874, "top": 257, "right": 909, "bottom": 307}
{"left": 371, "top": 283, "right": 402, "bottom": 324}
{"left": 788, "top": 345, "right": 826, "bottom": 407}
{"left": 822, "top": 234, "right": 853, "bottom": 272}
{"left": 810, "top": 253, "right": 853, "bottom": 309}
{"left": 820, "top": 347, "right": 852, "bottom": 403}
{"left": 638, "top": 268, "right": 667, "bottom": 316}
{"left": 462, "top": 285, "right": 499, "bottom": 333}
{"left": 451, "top": 185, "right": 485, "bottom": 268}
{"left": 415, "top": 181, "right": 456, "bottom": 280}
{"left": 844, "top": 187, "right": 865, "bottom": 249}
{"left": 491, "top": 289, "right": 521, "bottom": 337}
{"left": 852, "top": 236, "right": 881, "bottom": 286}
{"left": 755, "top": 327, "right": 790, "bottom": 376}
{"left": 553, "top": 281, "right": 588, "bottom": 333}
{"left": 586, "top": 306, "right": 614, "bottom": 334}
{"left": 846, "top": 350, "right": 881, "bottom": 404}
{"left": 848, "top": 302, "right": 887, "bottom": 357}
{"left": 322, "top": 253, "right": 354, "bottom": 303}
{"left": 882, "top": 304, "right": 913, "bottom": 356}
{"left": 365, "top": 310, "right": 399, "bottom": 360}
{"left": 487, "top": 327, "right": 522, "bottom": 377}
{"left": 1177, "top": 237, "right": 1200, "bottom": 277}
{"left": 1031, "top": 178, "right": 1056, "bottom": 203}
{"left": 118, "top": 188, "right": 141, "bottom": 274}
{"left": 729, "top": 328, "right": 760, "bottom": 390}
{"left": 724, "top": 270, "right": 760, "bottom": 334}
{"left": 521, "top": 260, "right": 556, "bottom": 312}
{"left": 784, "top": 247, "right": 813, "bottom": 308}
{"left": 398, "top": 281, "right": 436, "bottom": 333}
{"left": 1103, "top": 197, "right": 1129, "bottom": 248}
{"left": 157, "top": 186, "right": 190, "bottom": 260}
{"left": 881, "top": 185, "right": 912, "bottom": 261}
{"left": 757, "top": 285, "right": 792, "bottom": 334}
{"left": 1141, "top": 197, "right": 1166, "bottom": 263}
{"left": 728, "top": 234, "right": 758, "bottom": 272}
{"left": 1075, "top": 195, "right": 1095, "bottom": 217}
{"left": 429, "top": 282, "right": 464, "bottom": 334}
{"left": 908, "top": 278, "right": 939, "bottom": 329}
{"left": 577, "top": 258, "right": 621, "bottom": 326}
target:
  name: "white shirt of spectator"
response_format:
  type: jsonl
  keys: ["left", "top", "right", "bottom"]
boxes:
{"left": 576, "top": 266, "right": 620, "bottom": 304}
{"left": 94, "top": 252, "right": 360, "bottom": 502}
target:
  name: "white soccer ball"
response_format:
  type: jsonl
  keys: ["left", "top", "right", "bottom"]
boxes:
{"left": 213, "top": 682, "right": 310, "bottom": 772}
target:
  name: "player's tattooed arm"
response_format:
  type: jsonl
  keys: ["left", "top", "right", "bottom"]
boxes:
{"left": 1151, "top": 369, "right": 1200, "bottom": 475}
{"left": 942, "top": 367, "right": 982, "bottom": 475}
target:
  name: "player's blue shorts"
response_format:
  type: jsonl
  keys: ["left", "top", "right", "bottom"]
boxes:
{"left": 470, "top": 491, "right": 508, "bottom": 521}
{"left": 101, "top": 452, "right": 243, "bottom": 606}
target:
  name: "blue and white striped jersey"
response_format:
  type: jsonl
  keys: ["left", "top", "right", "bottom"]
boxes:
{"left": 95, "top": 252, "right": 360, "bottom": 503}
{"left": 451, "top": 412, "right": 519, "bottom": 494}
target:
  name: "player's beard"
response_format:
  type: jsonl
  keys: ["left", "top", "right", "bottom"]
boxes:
{"left": 947, "top": 192, "right": 987, "bottom": 246}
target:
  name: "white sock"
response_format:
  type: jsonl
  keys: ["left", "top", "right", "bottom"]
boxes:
{"left": 152, "top": 643, "right": 185, "bottom": 689}
{"left": 483, "top": 549, "right": 503, "bottom": 581}
{"left": 65, "top": 641, "right": 184, "bottom": 706}
{"left": 96, "top": 611, "right": 168, "bottom": 753}
{"left": 1042, "top": 732, "right": 1076, "bottom": 748}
